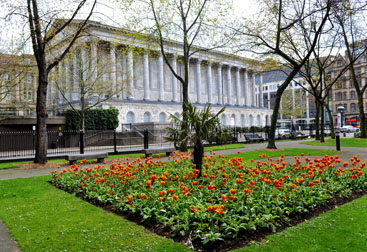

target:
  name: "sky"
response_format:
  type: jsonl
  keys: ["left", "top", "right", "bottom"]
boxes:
{"left": 0, "top": 0, "right": 260, "bottom": 54}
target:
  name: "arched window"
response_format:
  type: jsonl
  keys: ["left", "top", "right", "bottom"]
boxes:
{"left": 230, "top": 114, "right": 236, "bottom": 127}
{"left": 249, "top": 115, "right": 253, "bottom": 127}
{"left": 265, "top": 115, "right": 269, "bottom": 126}
{"left": 127, "top": 111, "right": 135, "bottom": 124}
{"left": 159, "top": 112, "right": 166, "bottom": 122}
{"left": 143, "top": 112, "right": 151, "bottom": 123}
{"left": 221, "top": 114, "right": 227, "bottom": 126}
{"left": 240, "top": 114, "right": 245, "bottom": 127}
{"left": 257, "top": 115, "right": 261, "bottom": 127}
{"left": 351, "top": 103, "right": 356, "bottom": 112}
{"left": 350, "top": 91, "right": 356, "bottom": 99}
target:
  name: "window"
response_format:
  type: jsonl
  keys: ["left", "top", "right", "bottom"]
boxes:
{"left": 143, "top": 112, "right": 151, "bottom": 123}
{"left": 159, "top": 112, "right": 166, "bottom": 122}
{"left": 230, "top": 114, "right": 236, "bottom": 127}
{"left": 350, "top": 91, "right": 356, "bottom": 99}
{"left": 256, "top": 115, "right": 261, "bottom": 127}
{"left": 249, "top": 115, "right": 253, "bottom": 127}
{"left": 126, "top": 111, "right": 135, "bottom": 124}
{"left": 351, "top": 103, "right": 356, "bottom": 112}
{"left": 221, "top": 114, "right": 227, "bottom": 126}
{"left": 240, "top": 114, "right": 245, "bottom": 127}
{"left": 343, "top": 92, "right": 347, "bottom": 100}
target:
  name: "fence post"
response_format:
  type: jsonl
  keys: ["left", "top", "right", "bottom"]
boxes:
{"left": 144, "top": 129, "right": 149, "bottom": 149}
{"left": 80, "top": 130, "right": 84, "bottom": 154}
{"left": 113, "top": 130, "right": 117, "bottom": 154}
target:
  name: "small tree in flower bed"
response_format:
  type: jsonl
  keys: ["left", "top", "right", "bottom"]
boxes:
{"left": 51, "top": 152, "right": 367, "bottom": 246}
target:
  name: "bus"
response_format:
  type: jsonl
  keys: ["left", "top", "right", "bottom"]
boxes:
{"left": 345, "top": 119, "right": 367, "bottom": 128}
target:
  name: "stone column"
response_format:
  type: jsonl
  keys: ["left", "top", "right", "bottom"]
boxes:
{"left": 306, "top": 91, "right": 310, "bottom": 123}
{"left": 158, "top": 53, "right": 164, "bottom": 101}
{"left": 244, "top": 69, "right": 249, "bottom": 106}
{"left": 57, "top": 61, "right": 64, "bottom": 103}
{"left": 143, "top": 51, "right": 150, "bottom": 100}
{"left": 72, "top": 52, "right": 79, "bottom": 101}
{"left": 127, "top": 47, "right": 134, "bottom": 99}
{"left": 196, "top": 59, "right": 202, "bottom": 103}
{"left": 227, "top": 65, "right": 232, "bottom": 105}
{"left": 235, "top": 67, "right": 241, "bottom": 105}
{"left": 90, "top": 40, "right": 98, "bottom": 81}
{"left": 217, "top": 64, "right": 223, "bottom": 105}
{"left": 252, "top": 74, "right": 256, "bottom": 106}
{"left": 207, "top": 62, "right": 212, "bottom": 104}
{"left": 171, "top": 55, "right": 178, "bottom": 102}
{"left": 259, "top": 74, "right": 264, "bottom": 107}
{"left": 110, "top": 44, "right": 116, "bottom": 93}
{"left": 267, "top": 91, "right": 271, "bottom": 109}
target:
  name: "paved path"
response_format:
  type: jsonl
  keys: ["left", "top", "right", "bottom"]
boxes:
{"left": 1, "top": 137, "right": 366, "bottom": 251}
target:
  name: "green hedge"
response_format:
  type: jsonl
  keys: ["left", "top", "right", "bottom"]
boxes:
{"left": 65, "top": 108, "right": 119, "bottom": 130}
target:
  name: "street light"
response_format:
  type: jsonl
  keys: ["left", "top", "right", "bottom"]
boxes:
{"left": 337, "top": 106, "right": 345, "bottom": 128}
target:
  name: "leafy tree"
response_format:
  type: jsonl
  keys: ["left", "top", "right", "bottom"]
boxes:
{"left": 167, "top": 103, "right": 224, "bottom": 177}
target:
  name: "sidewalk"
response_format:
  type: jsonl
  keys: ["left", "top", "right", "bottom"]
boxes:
{"left": 1, "top": 138, "right": 366, "bottom": 251}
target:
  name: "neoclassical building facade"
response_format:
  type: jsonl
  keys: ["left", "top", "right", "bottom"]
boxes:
{"left": 49, "top": 21, "right": 272, "bottom": 130}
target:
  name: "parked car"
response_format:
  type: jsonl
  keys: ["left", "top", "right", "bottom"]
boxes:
{"left": 275, "top": 128, "right": 291, "bottom": 139}
{"left": 340, "top": 125, "right": 360, "bottom": 133}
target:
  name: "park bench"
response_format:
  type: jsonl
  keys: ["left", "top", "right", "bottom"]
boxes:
{"left": 243, "top": 133, "right": 264, "bottom": 143}
{"left": 141, "top": 147, "right": 175, "bottom": 158}
{"left": 66, "top": 152, "right": 108, "bottom": 165}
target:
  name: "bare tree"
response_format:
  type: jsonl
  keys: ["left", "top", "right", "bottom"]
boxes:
{"left": 332, "top": 1, "right": 367, "bottom": 138}
{"left": 52, "top": 42, "right": 126, "bottom": 133}
{"left": 233, "top": 0, "right": 333, "bottom": 149}
{"left": 24, "top": 0, "right": 96, "bottom": 163}
{"left": 121, "top": 0, "right": 233, "bottom": 151}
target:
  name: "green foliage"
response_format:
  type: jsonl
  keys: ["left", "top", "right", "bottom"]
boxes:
{"left": 65, "top": 108, "right": 119, "bottom": 130}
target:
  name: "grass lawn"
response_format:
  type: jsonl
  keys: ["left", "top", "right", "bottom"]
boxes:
{"left": 228, "top": 148, "right": 337, "bottom": 160}
{"left": 235, "top": 195, "right": 367, "bottom": 252}
{"left": 301, "top": 137, "right": 367, "bottom": 147}
{"left": 0, "top": 176, "right": 190, "bottom": 252}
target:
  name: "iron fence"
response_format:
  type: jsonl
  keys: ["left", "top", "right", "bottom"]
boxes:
{"left": 0, "top": 128, "right": 173, "bottom": 159}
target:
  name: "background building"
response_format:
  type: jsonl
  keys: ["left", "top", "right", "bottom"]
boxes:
{"left": 257, "top": 70, "right": 316, "bottom": 127}
{"left": 47, "top": 21, "right": 272, "bottom": 130}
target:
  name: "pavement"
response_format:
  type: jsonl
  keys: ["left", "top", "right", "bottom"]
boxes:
{"left": 1, "top": 137, "right": 366, "bottom": 251}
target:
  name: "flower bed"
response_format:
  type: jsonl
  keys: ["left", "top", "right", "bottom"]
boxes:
{"left": 51, "top": 152, "right": 367, "bottom": 247}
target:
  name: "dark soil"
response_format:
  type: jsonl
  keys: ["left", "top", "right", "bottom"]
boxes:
{"left": 55, "top": 185, "right": 367, "bottom": 252}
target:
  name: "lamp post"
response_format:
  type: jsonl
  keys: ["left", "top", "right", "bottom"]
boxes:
{"left": 337, "top": 106, "right": 345, "bottom": 128}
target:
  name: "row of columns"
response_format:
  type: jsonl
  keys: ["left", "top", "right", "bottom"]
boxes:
{"left": 58, "top": 40, "right": 264, "bottom": 107}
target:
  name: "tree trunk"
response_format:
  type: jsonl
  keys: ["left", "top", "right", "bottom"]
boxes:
{"left": 320, "top": 102, "right": 325, "bottom": 142}
{"left": 325, "top": 102, "right": 335, "bottom": 139}
{"left": 179, "top": 48, "right": 190, "bottom": 152}
{"left": 357, "top": 92, "right": 366, "bottom": 138}
{"left": 34, "top": 57, "right": 48, "bottom": 164}
{"left": 193, "top": 139, "right": 204, "bottom": 178}
{"left": 267, "top": 68, "right": 300, "bottom": 149}
{"left": 314, "top": 100, "right": 320, "bottom": 140}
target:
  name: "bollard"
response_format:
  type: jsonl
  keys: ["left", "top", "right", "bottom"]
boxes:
{"left": 113, "top": 130, "right": 117, "bottom": 154}
{"left": 79, "top": 130, "right": 84, "bottom": 154}
{"left": 144, "top": 129, "right": 149, "bottom": 149}
{"left": 336, "top": 134, "right": 340, "bottom": 151}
